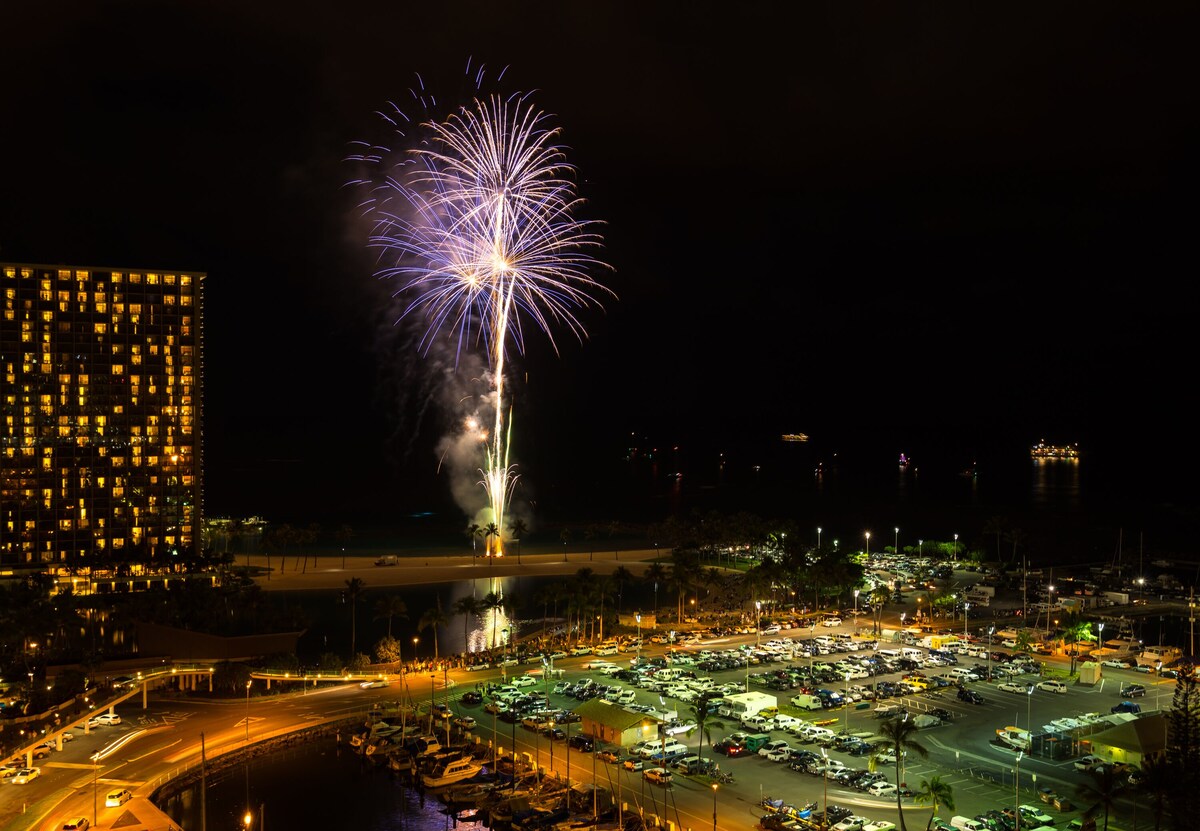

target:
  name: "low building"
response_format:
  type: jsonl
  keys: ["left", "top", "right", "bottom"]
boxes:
{"left": 1082, "top": 713, "right": 1166, "bottom": 769}
{"left": 575, "top": 698, "right": 661, "bottom": 748}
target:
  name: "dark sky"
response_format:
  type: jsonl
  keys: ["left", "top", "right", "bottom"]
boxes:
{"left": 2, "top": 2, "right": 1196, "bottom": 529}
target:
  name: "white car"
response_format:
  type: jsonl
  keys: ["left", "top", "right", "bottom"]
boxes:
{"left": 509, "top": 675, "right": 537, "bottom": 688}
{"left": 867, "top": 781, "right": 897, "bottom": 797}
{"left": 105, "top": 788, "right": 132, "bottom": 807}
{"left": 12, "top": 767, "right": 40, "bottom": 784}
{"left": 664, "top": 720, "right": 696, "bottom": 736}
{"left": 1101, "top": 659, "right": 1129, "bottom": 669}
{"left": 833, "top": 817, "right": 870, "bottom": 831}
{"left": 763, "top": 746, "right": 791, "bottom": 762}
{"left": 997, "top": 681, "right": 1030, "bottom": 693}
{"left": 823, "top": 617, "right": 843, "bottom": 627}
{"left": 758, "top": 740, "right": 792, "bottom": 758}
{"left": 359, "top": 679, "right": 389, "bottom": 689}
{"left": 88, "top": 713, "right": 122, "bottom": 727}
{"left": 570, "top": 646, "right": 593, "bottom": 656}
{"left": 1036, "top": 680, "right": 1067, "bottom": 694}
{"left": 452, "top": 716, "right": 477, "bottom": 730}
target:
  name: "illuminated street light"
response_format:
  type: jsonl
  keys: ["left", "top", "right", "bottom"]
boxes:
{"left": 712, "top": 783, "right": 719, "bottom": 831}
{"left": 865, "top": 531, "right": 871, "bottom": 558}
{"left": 853, "top": 589, "right": 860, "bottom": 634}
{"left": 894, "top": 527, "right": 899, "bottom": 556}
{"left": 953, "top": 533, "right": 958, "bottom": 565}
{"left": 817, "top": 527, "right": 822, "bottom": 550}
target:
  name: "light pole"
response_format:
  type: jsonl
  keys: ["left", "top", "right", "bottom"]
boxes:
{"left": 245, "top": 680, "right": 251, "bottom": 742}
{"left": 964, "top": 602, "right": 970, "bottom": 640}
{"left": 1025, "top": 687, "right": 1033, "bottom": 732}
{"left": 712, "top": 782, "right": 719, "bottom": 831}
{"left": 549, "top": 719, "right": 555, "bottom": 776}
{"left": 1015, "top": 751, "right": 1024, "bottom": 831}
{"left": 987, "top": 626, "right": 995, "bottom": 681}
{"left": 817, "top": 527, "right": 822, "bottom": 551}
{"left": 820, "top": 748, "right": 830, "bottom": 829}
{"left": 919, "top": 539, "right": 923, "bottom": 557}
{"left": 894, "top": 527, "right": 899, "bottom": 556}
{"left": 635, "top": 613, "right": 642, "bottom": 665}
{"left": 865, "top": 531, "right": 871, "bottom": 559}
{"left": 953, "top": 533, "right": 958, "bottom": 565}
{"left": 853, "top": 589, "right": 860, "bottom": 634}
{"left": 843, "top": 672, "right": 851, "bottom": 733}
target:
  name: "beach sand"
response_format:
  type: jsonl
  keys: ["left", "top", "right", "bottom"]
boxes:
{"left": 248, "top": 548, "right": 662, "bottom": 591}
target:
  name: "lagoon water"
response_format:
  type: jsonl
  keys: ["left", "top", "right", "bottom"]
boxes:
{"left": 160, "top": 736, "right": 485, "bottom": 831}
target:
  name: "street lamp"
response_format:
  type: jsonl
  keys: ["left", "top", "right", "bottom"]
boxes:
{"left": 843, "top": 672, "right": 851, "bottom": 733}
{"left": 853, "top": 589, "right": 860, "bottom": 634}
{"left": 894, "top": 527, "right": 899, "bottom": 556}
{"left": 963, "top": 602, "right": 970, "bottom": 639}
{"left": 1015, "top": 751, "right": 1024, "bottom": 831}
{"left": 817, "top": 527, "right": 822, "bottom": 550}
{"left": 712, "top": 782, "right": 719, "bottom": 831}
{"left": 245, "top": 680, "right": 251, "bottom": 742}
{"left": 549, "top": 719, "right": 556, "bottom": 775}
{"left": 865, "top": 531, "right": 871, "bottom": 558}
{"left": 919, "top": 539, "right": 923, "bottom": 557}
{"left": 953, "top": 533, "right": 958, "bottom": 565}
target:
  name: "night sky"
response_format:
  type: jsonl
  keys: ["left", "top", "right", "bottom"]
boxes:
{"left": 2, "top": 3, "right": 1196, "bottom": 531}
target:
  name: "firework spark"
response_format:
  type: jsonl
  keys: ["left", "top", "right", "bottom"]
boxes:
{"left": 354, "top": 69, "right": 611, "bottom": 554}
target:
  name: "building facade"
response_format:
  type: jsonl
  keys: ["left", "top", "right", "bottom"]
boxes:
{"left": 1, "top": 262, "right": 203, "bottom": 566}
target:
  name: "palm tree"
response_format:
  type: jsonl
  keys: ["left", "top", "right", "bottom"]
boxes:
{"left": 484, "top": 522, "right": 500, "bottom": 560}
{"left": 336, "top": 523, "right": 354, "bottom": 569}
{"left": 299, "top": 522, "right": 321, "bottom": 573}
{"left": 1076, "top": 763, "right": 1125, "bottom": 831}
{"left": 872, "top": 716, "right": 930, "bottom": 831}
{"left": 344, "top": 577, "right": 366, "bottom": 656}
{"left": 452, "top": 595, "right": 483, "bottom": 653}
{"left": 419, "top": 598, "right": 450, "bottom": 661}
{"left": 373, "top": 595, "right": 408, "bottom": 638}
{"left": 688, "top": 693, "right": 725, "bottom": 767}
{"left": 481, "top": 591, "right": 503, "bottom": 650}
{"left": 869, "top": 586, "right": 891, "bottom": 636}
{"left": 982, "top": 515, "right": 1007, "bottom": 565}
{"left": 585, "top": 524, "right": 597, "bottom": 561}
{"left": 644, "top": 563, "right": 667, "bottom": 621}
{"left": 611, "top": 566, "right": 634, "bottom": 615}
{"left": 595, "top": 576, "right": 613, "bottom": 642}
{"left": 1136, "top": 752, "right": 1172, "bottom": 831}
{"left": 914, "top": 775, "right": 956, "bottom": 831}
{"left": 559, "top": 527, "right": 571, "bottom": 561}
{"left": 465, "top": 522, "right": 481, "bottom": 557}
{"left": 509, "top": 517, "right": 528, "bottom": 564}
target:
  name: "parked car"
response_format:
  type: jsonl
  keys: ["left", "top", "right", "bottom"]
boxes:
{"left": 833, "top": 817, "right": 870, "bottom": 831}
{"left": 61, "top": 819, "right": 91, "bottom": 831}
{"left": 89, "top": 713, "right": 122, "bottom": 727}
{"left": 1119, "top": 684, "right": 1146, "bottom": 698}
{"left": 1100, "top": 659, "right": 1128, "bottom": 669}
{"left": 1035, "top": 680, "right": 1067, "bottom": 694}
{"left": 1111, "top": 701, "right": 1142, "bottom": 715}
{"left": 1074, "top": 755, "right": 1104, "bottom": 772}
{"left": 643, "top": 767, "right": 673, "bottom": 786}
{"left": 957, "top": 688, "right": 984, "bottom": 705}
{"left": 997, "top": 681, "right": 1030, "bottom": 694}
{"left": 596, "top": 749, "right": 621, "bottom": 764}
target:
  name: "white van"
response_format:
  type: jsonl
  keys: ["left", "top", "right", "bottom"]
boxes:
{"left": 877, "top": 649, "right": 902, "bottom": 659}
{"left": 901, "top": 648, "right": 924, "bottom": 659}
{"left": 951, "top": 817, "right": 985, "bottom": 831}
{"left": 639, "top": 739, "right": 665, "bottom": 758}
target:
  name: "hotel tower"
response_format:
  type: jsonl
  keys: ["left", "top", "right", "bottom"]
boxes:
{"left": 1, "top": 263, "right": 203, "bottom": 566}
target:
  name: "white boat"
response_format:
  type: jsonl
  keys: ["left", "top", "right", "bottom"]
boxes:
{"left": 422, "top": 756, "right": 484, "bottom": 788}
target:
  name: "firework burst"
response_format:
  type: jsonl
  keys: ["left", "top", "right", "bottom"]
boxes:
{"left": 352, "top": 67, "right": 612, "bottom": 554}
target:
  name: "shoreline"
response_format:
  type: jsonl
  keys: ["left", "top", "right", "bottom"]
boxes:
{"left": 248, "top": 548, "right": 665, "bottom": 591}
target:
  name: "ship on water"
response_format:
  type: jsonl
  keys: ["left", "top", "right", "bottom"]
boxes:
{"left": 1031, "top": 440, "right": 1080, "bottom": 460}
